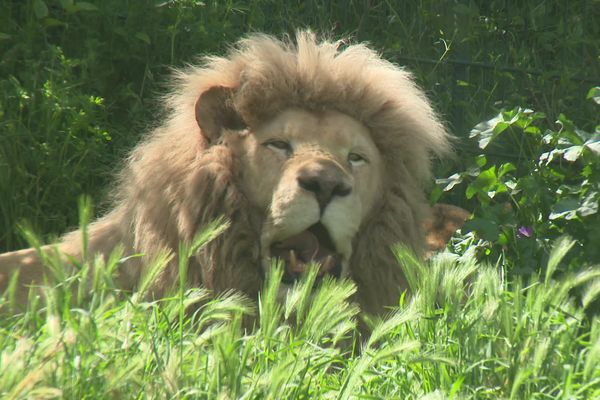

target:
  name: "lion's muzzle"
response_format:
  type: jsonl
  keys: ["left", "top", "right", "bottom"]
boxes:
{"left": 296, "top": 159, "right": 352, "bottom": 213}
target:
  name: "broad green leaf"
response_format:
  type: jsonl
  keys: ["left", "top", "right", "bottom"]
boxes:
{"left": 436, "top": 173, "right": 463, "bottom": 192}
{"left": 463, "top": 218, "right": 500, "bottom": 241}
{"left": 563, "top": 145, "right": 583, "bottom": 161}
{"left": 549, "top": 198, "right": 580, "bottom": 220}
{"left": 587, "top": 86, "right": 600, "bottom": 105}
{"left": 524, "top": 125, "right": 541, "bottom": 135}
{"left": 430, "top": 185, "right": 443, "bottom": 202}
{"left": 487, "top": 182, "right": 507, "bottom": 198}
{"left": 493, "top": 121, "right": 510, "bottom": 135}
{"left": 584, "top": 138, "right": 600, "bottom": 156}
{"left": 467, "top": 166, "right": 498, "bottom": 198}
{"left": 135, "top": 32, "right": 151, "bottom": 45}
{"left": 470, "top": 114, "right": 503, "bottom": 149}
{"left": 475, "top": 155, "right": 487, "bottom": 167}
{"left": 579, "top": 192, "right": 599, "bottom": 217}
{"left": 76, "top": 2, "right": 99, "bottom": 11}
{"left": 465, "top": 185, "right": 477, "bottom": 199}
{"left": 498, "top": 162, "right": 516, "bottom": 177}
{"left": 33, "top": 0, "right": 49, "bottom": 18}
{"left": 44, "top": 18, "right": 66, "bottom": 27}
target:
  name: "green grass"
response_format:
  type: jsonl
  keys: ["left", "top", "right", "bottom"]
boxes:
{"left": 1, "top": 222, "right": 599, "bottom": 399}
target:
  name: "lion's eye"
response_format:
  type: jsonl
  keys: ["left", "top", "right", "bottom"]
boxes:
{"left": 264, "top": 140, "right": 293, "bottom": 156}
{"left": 348, "top": 152, "right": 368, "bottom": 167}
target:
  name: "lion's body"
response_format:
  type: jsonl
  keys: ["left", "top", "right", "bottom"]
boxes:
{"left": 0, "top": 32, "right": 454, "bottom": 314}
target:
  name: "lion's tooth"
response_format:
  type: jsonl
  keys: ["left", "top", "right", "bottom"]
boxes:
{"left": 289, "top": 249, "right": 301, "bottom": 273}
{"left": 309, "top": 234, "right": 320, "bottom": 261}
{"left": 320, "top": 255, "right": 334, "bottom": 276}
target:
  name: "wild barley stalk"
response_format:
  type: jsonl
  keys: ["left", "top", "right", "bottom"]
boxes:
{"left": 1, "top": 207, "right": 599, "bottom": 399}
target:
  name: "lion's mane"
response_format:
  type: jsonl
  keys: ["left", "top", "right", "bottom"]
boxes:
{"left": 69, "top": 31, "right": 449, "bottom": 314}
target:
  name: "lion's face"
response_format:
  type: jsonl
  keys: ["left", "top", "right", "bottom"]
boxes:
{"left": 228, "top": 108, "right": 384, "bottom": 285}
{"left": 0, "top": 32, "right": 453, "bottom": 315}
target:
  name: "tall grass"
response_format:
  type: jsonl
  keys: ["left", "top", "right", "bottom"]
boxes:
{"left": 1, "top": 220, "right": 598, "bottom": 398}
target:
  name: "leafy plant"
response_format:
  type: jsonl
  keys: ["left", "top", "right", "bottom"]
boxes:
{"left": 1, "top": 0, "right": 599, "bottom": 252}
{"left": 436, "top": 91, "right": 600, "bottom": 273}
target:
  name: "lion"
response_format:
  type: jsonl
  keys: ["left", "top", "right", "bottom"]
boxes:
{"left": 0, "top": 31, "right": 459, "bottom": 315}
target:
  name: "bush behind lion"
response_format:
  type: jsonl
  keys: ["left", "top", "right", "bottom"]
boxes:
{"left": 1, "top": 0, "right": 598, "bottom": 252}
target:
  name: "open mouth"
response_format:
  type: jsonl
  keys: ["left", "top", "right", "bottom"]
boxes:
{"left": 270, "top": 222, "right": 342, "bottom": 284}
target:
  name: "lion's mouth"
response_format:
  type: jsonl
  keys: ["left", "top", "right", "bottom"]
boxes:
{"left": 270, "top": 222, "right": 342, "bottom": 284}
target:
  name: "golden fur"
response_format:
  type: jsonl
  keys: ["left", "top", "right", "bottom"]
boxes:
{"left": 0, "top": 31, "right": 452, "bottom": 315}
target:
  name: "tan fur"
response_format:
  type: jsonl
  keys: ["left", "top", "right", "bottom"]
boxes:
{"left": 0, "top": 31, "right": 452, "bottom": 314}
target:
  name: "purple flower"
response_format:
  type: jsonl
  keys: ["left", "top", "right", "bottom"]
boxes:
{"left": 518, "top": 226, "right": 534, "bottom": 238}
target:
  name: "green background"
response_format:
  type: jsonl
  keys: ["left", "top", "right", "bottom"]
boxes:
{"left": 1, "top": 0, "right": 598, "bottom": 252}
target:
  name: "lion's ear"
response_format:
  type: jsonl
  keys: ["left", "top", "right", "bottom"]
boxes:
{"left": 195, "top": 86, "right": 246, "bottom": 144}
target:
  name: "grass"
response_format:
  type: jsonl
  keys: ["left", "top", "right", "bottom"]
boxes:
{"left": 1, "top": 221, "right": 599, "bottom": 399}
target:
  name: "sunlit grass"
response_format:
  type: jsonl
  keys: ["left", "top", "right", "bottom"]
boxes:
{"left": 1, "top": 220, "right": 599, "bottom": 398}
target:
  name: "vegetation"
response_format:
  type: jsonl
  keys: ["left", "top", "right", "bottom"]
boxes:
{"left": 1, "top": 221, "right": 599, "bottom": 398}
{"left": 0, "top": 1, "right": 599, "bottom": 398}
{"left": 435, "top": 103, "right": 600, "bottom": 274}
{"left": 1, "top": 0, "right": 598, "bottom": 251}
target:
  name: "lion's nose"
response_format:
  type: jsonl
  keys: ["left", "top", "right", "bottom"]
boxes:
{"left": 297, "top": 160, "right": 352, "bottom": 212}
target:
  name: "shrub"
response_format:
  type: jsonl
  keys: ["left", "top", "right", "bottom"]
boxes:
{"left": 435, "top": 89, "right": 600, "bottom": 273}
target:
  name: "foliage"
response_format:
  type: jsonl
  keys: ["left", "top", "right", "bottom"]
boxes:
{"left": 0, "top": 2, "right": 598, "bottom": 395}
{"left": 1, "top": 0, "right": 599, "bottom": 251}
{"left": 1, "top": 219, "right": 599, "bottom": 398}
{"left": 435, "top": 95, "right": 600, "bottom": 274}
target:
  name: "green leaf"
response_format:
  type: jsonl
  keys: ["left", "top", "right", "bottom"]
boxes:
{"left": 76, "top": 2, "right": 99, "bottom": 11}
{"left": 44, "top": 18, "right": 66, "bottom": 27}
{"left": 468, "top": 166, "right": 497, "bottom": 194}
{"left": 465, "top": 185, "right": 477, "bottom": 200}
{"left": 33, "top": 0, "right": 49, "bottom": 19}
{"left": 469, "top": 114, "right": 503, "bottom": 149}
{"left": 430, "top": 185, "right": 443, "bottom": 203}
{"left": 469, "top": 108, "right": 534, "bottom": 149}
{"left": 579, "top": 192, "right": 599, "bottom": 217}
{"left": 563, "top": 145, "right": 583, "bottom": 162}
{"left": 524, "top": 125, "right": 541, "bottom": 136}
{"left": 135, "top": 32, "right": 151, "bottom": 45}
{"left": 113, "top": 26, "right": 127, "bottom": 37}
{"left": 539, "top": 149, "right": 560, "bottom": 165}
{"left": 493, "top": 121, "right": 509, "bottom": 135}
{"left": 498, "top": 162, "right": 516, "bottom": 177}
{"left": 436, "top": 173, "right": 463, "bottom": 192}
{"left": 465, "top": 166, "right": 499, "bottom": 202}
{"left": 475, "top": 155, "right": 487, "bottom": 167}
{"left": 549, "top": 198, "right": 580, "bottom": 220}
{"left": 463, "top": 218, "right": 500, "bottom": 241}
{"left": 587, "top": 86, "right": 600, "bottom": 105}
{"left": 584, "top": 138, "right": 600, "bottom": 156}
